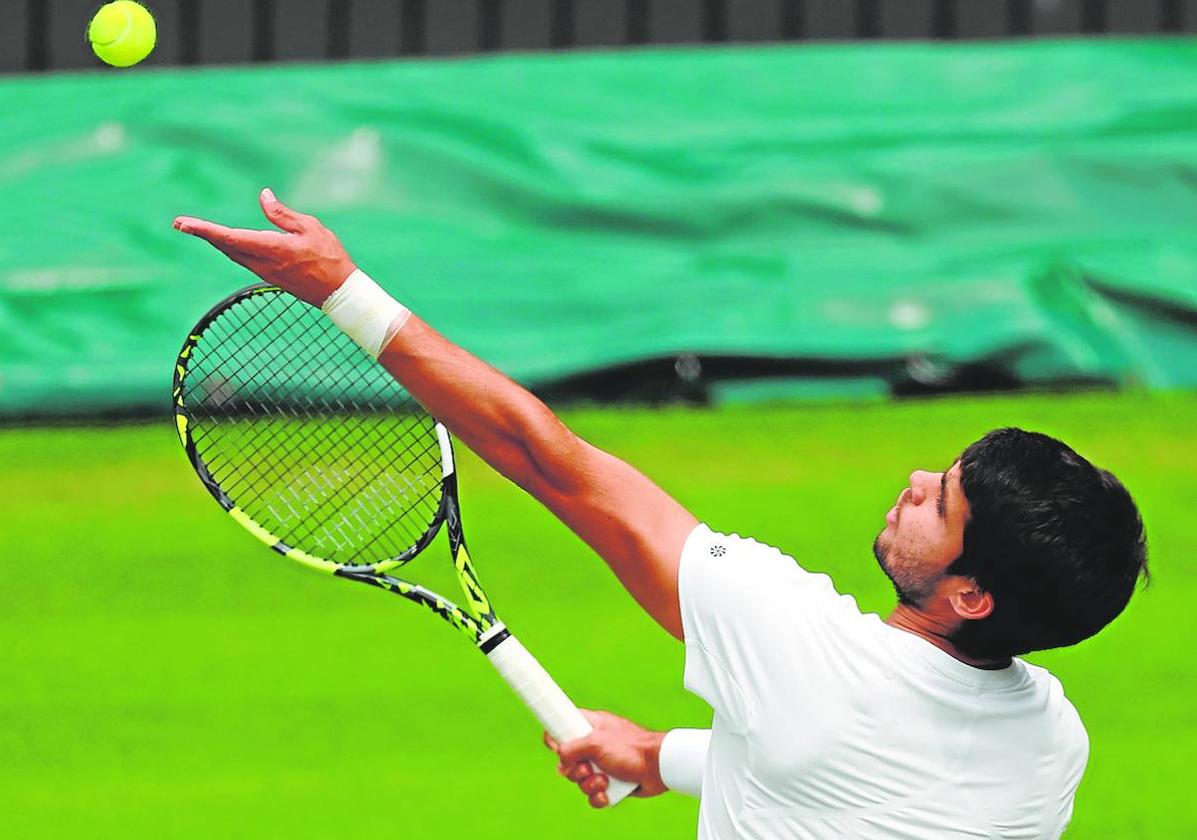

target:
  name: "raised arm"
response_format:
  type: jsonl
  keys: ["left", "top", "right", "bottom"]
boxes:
{"left": 378, "top": 316, "right": 696, "bottom": 635}
{"left": 173, "top": 190, "right": 697, "bottom": 637}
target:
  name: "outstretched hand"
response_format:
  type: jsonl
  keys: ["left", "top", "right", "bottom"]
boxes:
{"left": 544, "top": 709, "right": 667, "bottom": 809}
{"left": 173, "top": 189, "right": 357, "bottom": 306}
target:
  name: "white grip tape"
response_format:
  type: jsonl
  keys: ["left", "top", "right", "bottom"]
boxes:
{"left": 485, "top": 634, "right": 638, "bottom": 807}
{"left": 320, "top": 269, "right": 410, "bottom": 359}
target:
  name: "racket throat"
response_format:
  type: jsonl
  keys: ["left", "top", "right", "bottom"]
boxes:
{"left": 477, "top": 621, "right": 511, "bottom": 655}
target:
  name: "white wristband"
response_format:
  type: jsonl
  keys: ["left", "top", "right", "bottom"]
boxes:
{"left": 320, "top": 268, "right": 411, "bottom": 359}
{"left": 659, "top": 728, "right": 710, "bottom": 799}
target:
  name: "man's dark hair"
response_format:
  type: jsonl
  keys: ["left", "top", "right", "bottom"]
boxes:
{"left": 947, "top": 428, "right": 1148, "bottom": 660}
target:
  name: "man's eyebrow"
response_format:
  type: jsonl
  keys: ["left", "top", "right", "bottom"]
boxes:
{"left": 939, "top": 470, "right": 948, "bottom": 520}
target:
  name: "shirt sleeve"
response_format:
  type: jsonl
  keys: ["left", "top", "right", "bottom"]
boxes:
{"left": 678, "top": 523, "right": 850, "bottom": 733}
{"left": 659, "top": 728, "right": 710, "bottom": 799}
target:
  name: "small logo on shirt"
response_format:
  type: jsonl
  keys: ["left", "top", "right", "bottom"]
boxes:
{"left": 710, "top": 545, "right": 726, "bottom": 557}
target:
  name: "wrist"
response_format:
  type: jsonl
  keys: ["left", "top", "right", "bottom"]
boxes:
{"left": 638, "top": 728, "right": 668, "bottom": 797}
{"left": 320, "top": 268, "right": 411, "bottom": 359}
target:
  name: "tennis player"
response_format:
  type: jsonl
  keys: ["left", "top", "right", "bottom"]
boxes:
{"left": 174, "top": 191, "right": 1149, "bottom": 839}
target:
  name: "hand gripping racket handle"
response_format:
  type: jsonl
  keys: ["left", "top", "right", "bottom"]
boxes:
{"left": 484, "top": 633, "right": 638, "bottom": 807}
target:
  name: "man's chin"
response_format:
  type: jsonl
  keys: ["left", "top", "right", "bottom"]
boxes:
{"left": 872, "top": 535, "right": 931, "bottom": 607}
{"left": 872, "top": 534, "right": 897, "bottom": 589}
{"left": 872, "top": 532, "right": 889, "bottom": 565}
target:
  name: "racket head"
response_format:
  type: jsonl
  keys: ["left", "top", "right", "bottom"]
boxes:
{"left": 172, "top": 284, "right": 452, "bottom": 575}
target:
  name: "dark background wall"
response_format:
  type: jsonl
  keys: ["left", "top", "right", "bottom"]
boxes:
{"left": 3, "top": 0, "right": 1197, "bottom": 73}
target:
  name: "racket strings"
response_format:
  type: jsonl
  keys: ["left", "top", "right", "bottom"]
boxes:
{"left": 190, "top": 341, "right": 440, "bottom": 557}
{"left": 196, "top": 336, "right": 395, "bottom": 503}
{"left": 190, "top": 340, "right": 366, "bottom": 503}
{"left": 276, "top": 416, "right": 439, "bottom": 554}
{"left": 181, "top": 291, "right": 444, "bottom": 565}
{"left": 186, "top": 320, "right": 430, "bottom": 488}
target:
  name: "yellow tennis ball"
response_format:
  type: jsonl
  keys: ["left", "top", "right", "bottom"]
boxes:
{"left": 88, "top": 1, "right": 157, "bottom": 68}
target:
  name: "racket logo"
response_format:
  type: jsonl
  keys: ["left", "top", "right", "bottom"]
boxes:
{"left": 454, "top": 545, "right": 492, "bottom": 617}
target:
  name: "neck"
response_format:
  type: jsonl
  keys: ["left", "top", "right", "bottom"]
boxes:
{"left": 885, "top": 604, "right": 1011, "bottom": 670}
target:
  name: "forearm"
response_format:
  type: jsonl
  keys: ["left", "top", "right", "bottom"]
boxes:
{"left": 377, "top": 315, "right": 583, "bottom": 494}
{"left": 375, "top": 307, "right": 693, "bottom": 638}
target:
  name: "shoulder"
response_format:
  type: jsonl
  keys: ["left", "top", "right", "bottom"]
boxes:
{"left": 682, "top": 524, "right": 842, "bottom": 600}
{"left": 679, "top": 524, "right": 870, "bottom": 644}
{"left": 1020, "top": 662, "right": 1090, "bottom": 763}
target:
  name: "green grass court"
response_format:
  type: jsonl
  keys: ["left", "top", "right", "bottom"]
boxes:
{"left": 2, "top": 391, "right": 1193, "bottom": 838}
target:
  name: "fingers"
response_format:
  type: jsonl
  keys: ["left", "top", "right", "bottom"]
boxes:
{"left": 174, "top": 186, "right": 313, "bottom": 253}
{"left": 172, "top": 216, "right": 226, "bottom": 241}
{"left": 556, "top": 733, "right": 599, "bottom": 766}
{"left": 556, "top": 729, "right": 617, "bottom": 805}
{"left": 567, "top": 764, "right": 608, "bottom": 809}
{"left": 550, "top": 730, "right": 611, "bottom": 807}
{"left": 580, "top": 771, "right": 608, "bottom": 797}
{"left": 173, "top": 216, "right": 274, "bottom": 252}
{"left": 259, "top": 187, "right": 314, "bottom": 234}
{"left": 561, "top": 761, "right": 591, "bottom": 784}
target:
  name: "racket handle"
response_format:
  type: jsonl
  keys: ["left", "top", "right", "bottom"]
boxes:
{"left": 484, "top": 633, "right": 639, "bottom": 807}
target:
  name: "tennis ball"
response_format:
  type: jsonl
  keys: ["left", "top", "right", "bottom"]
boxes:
{"left": 88, "top": 2, "right": 157, "bottom": 68}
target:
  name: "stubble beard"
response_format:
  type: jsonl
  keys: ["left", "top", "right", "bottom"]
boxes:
{"left": 873, "top": 531, "right": 939, "bottom": 607}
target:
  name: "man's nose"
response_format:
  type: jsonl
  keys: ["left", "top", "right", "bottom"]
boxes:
{"left": 908, "top": 470, "right": 931, "bottom": 504}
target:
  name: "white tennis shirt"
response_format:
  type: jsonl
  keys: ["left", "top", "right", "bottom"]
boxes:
{"left": 675, "top": 524, "right": 1088, "bottom": 839}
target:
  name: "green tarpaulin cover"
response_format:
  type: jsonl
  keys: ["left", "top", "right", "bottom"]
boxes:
{"left": 2, "top": 38, "right": 1196, "bottom": 415}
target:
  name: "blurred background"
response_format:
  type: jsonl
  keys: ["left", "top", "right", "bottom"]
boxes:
{"left": 2, "top": 1, "right": 1195, "bottom": 837}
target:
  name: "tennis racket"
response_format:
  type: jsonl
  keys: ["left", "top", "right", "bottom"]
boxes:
{"left": 172, "top": 283, "right": 637, "bottom": 806}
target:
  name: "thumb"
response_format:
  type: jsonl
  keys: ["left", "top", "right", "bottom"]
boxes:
{"left": 259, "top": 188, "right": 309, "bottom": 234}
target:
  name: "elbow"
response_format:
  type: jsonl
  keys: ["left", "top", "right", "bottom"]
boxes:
{"left": 520, "top": 408, "right": 590, "bottom": 497}
{"left": 483, "top": 411, "right": 585, "bottom": 499}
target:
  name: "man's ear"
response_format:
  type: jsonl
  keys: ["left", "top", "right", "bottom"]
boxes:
{"left": 948, "top": 578, "right": 994, "bottom": 621}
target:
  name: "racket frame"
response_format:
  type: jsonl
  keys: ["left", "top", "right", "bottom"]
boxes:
{"left": 174, "top": 284, "right": 636, "bottom": 805}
